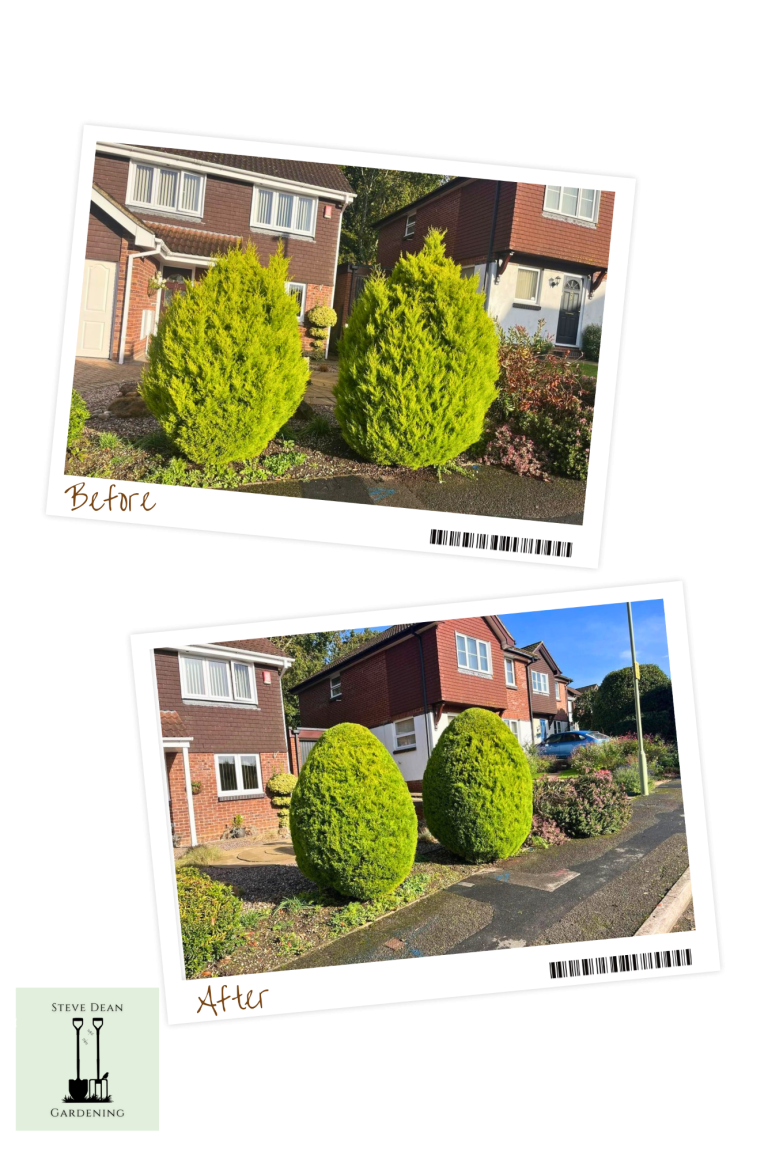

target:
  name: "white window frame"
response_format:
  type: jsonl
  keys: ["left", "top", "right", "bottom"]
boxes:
{"left": 505, "top": 657, "right": 517, "bottom": 688}
{"left": 404, "top": 212, "right": 416, "bottom": 238}
{"left": 140, "top": 308, "right": 156, "bottom": 339}
{"left": 179, "top": 654, "right": 258, "bottom": 704}
{"left": 531, "top": 670, "right": 550, "bottom": 695}
{"left": 555, "top": 682, "right": 562, "bottom": 701}
{"left": 393, "top": 717, "right": 417, "bottom": 751}
{"left": 543, "top": 185, "right": 600, "bottom": 223}
{"left": 329, "top": 674, "right": 342, "bottom": 700}
{"left": 250, "top": 186, "right": 317, "bottom": 238}
{"left": 513, "top": 265, "right": 541, "bottom": 304}
{"left": 127, "top": 159, "right": 206, "bottom": 218}
{"left": 214, "top": 753, "right": 264, "bottom": 798}
{"left": 455, "top": 632, "right": 492, "bottom": 676}
{"left": 285, "top": 281, "right": 307, "bottom": 322}
{"left": 503, "top": 718, "right": 520, "bottom": 739}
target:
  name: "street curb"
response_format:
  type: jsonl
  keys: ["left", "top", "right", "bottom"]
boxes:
{"left": 634, "top": 867, "right": 692, "bottom": 936}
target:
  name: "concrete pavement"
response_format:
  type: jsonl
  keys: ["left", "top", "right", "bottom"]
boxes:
{"left": 281, "top": 783, "right": 689, "bottom": 970}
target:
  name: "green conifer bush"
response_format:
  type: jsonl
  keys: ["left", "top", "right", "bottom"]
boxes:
{"left": 140, "top": 244, "right": 309, "bottom": 465}
{"left": 335, "top": 230, "right": 499, "bottom": 468}
{"left": 422, "top": 708, "right": 532, "bottom": 862}
{"left": 67, "top": 390, "right": 90, "bottom": 448}
{"left": 289, "top": 723, "right": 417, "bottom": 900}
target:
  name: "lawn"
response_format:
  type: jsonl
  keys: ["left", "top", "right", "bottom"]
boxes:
{"left": 579, "top": 361, "right": 599, "bottom": 377}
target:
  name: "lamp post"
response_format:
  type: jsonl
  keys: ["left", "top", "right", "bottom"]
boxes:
{"left": 627, "top": 602, "right": 650, "bottom": 795}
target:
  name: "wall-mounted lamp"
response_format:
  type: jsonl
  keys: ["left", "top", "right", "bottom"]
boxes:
{"left": 549, "top": 275, "right": 561, "bottom": 288}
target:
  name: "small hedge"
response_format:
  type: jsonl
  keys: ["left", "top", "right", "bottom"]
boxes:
{"left": 68, "top": 390, "right": 90, "bottom": 448}
{"left": 305, "top": 305, "right": 337, "bottom": 329}
{"left": 289, "top": 723, "right": 417, "bottom": 900}
{"left": 266, "top": 771, "right": 297, "bottom": 826}
{"left": 581, "top": 323, "right": 602, "bottom": 362}
{"left": 422, "top": 708, "right": 532, "bottom": 863}
{"left": 177, "top": 867, "right": 243, "bottom": 978}
{"left": 533, "top": 775, "right": 631, "bottom": 838}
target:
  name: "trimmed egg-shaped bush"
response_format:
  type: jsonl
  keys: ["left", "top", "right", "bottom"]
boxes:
{"left": 423, "top": 708, "right": 532, "bottom": 863}
{"left": 289, "top": 723, "right": 417, "bottom": 900}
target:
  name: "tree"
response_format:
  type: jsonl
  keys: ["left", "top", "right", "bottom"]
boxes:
{"left": 591, "top": 664, "right": 674, "bottom": 737}
{"left": 573, "top": 686, "right": 597, "bottom": 730}
{"left": 339, "top": 167, "right": 449, "bottom": 265}
{"left": 335, "top": 230, "right": 499, "bottom": 469}
{"left": 141, "top": 244, "right": 308, "bottom": 465}
{"left": 269, "top": 629, "right": 380, "bottom": 729}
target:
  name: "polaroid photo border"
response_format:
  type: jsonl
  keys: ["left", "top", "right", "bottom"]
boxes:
{"left": 48, "top": 126, "right": 635, "bottom": 568}
{"left": 131, "top": 581, "right": 717, "bottom": 1025}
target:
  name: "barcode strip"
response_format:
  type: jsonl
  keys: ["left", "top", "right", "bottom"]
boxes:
{"left": 549, "top": 948, "right": 693, "bottom": 979}
{"left": 429, "top": 528, "right": 573, "bottom": 558}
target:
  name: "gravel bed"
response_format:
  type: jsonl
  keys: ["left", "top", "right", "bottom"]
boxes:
{"left": 197, "top": 861, "right": 315, "bottom": 905}
{"left": 87, "top": 413, "right": 161, "bottom": 438}
{"left": 79, "top": 383, "right": 123, "bottom": 415}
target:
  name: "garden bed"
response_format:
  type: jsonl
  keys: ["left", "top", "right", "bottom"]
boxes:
{"left": 185, "top": 843, "right": 482, "bottom": 976}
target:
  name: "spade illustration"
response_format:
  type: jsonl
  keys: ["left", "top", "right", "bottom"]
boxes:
{"left": 88, "top": 1018, "right": 109, "bottom": 1100}
{"left": 68, "top": 1018, "right": 88, "bottom": 1102}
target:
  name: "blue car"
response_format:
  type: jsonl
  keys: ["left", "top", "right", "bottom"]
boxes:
{"left": 536, "top": 730, "right": 611, "bottom": 762}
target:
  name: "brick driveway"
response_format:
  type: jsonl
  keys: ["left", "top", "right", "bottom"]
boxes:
{"left": 73, "top": 358, "right": 146, "bottom": 392}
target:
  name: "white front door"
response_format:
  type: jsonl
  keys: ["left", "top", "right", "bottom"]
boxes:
{"left": 77, "top": 260, "right": 117, "bottom": 358}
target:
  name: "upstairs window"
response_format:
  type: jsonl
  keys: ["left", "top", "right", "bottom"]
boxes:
{"left": 128, "top": 161, "right": 204, "bottom": 216}
{"left": 330, "top": 674, "right": 342, "bottom": 699}
{"left": 394, "top": 717, "right": 417, "bottom": 750}
{"left": 531, "top": 670, "right": 550, "bottom": 694}
{"left": 514, "top": 266, "right": 541, "bottom": 303}
{"left": 251, "top": 187, "right": 316, "bottom": 236}
{"left": 543, "top": 185, "right": 599, "bottom": 223}
{"left": 456, "top": 632, "right": 491, "bottom": 674}
{"left": 215, "top": 753, "right": 263, "bottom": 797}
{"left": 505, "top": 658, "right": 516, "bottom": 687}
{"left": 404, "top": 212, "right": 416, "bottom": 238}
{"left": 285, "top": 281, "right": 307, "bottom": 322}
{"left": 179, "top": 654, "right": 257, "bottom": 703}
{"left": 555, "top": 682, "right": 562, "bottom": 701}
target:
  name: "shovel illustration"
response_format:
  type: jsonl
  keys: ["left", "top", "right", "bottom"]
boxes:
{"left": 68, "top": 1018, "right": 88, "bottom": 1102}
{"left": 88, "top": 1017, "right": 109, "bottom": 1100}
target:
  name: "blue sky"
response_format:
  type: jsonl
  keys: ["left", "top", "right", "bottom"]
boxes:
{"left": 358, "top": 599, "right": 669, "bottom": 689}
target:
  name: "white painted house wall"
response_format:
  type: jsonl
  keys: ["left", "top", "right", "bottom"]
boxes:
{"left": 370, "top": 712, "right": 432, "bottom": 782}
{"left": 487, "top": 263, "right": 606, "bottom": 349}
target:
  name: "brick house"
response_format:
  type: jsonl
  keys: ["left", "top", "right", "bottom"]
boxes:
{"left": 519, "top": 642, "right": 574, "bottom": 743}
{"left": 291, "top": 617, "right": 537, "bottom": 786}
{"left": 374, "top": 178, "right": 613, "bottom": 352}
{"left": 78, "top": 143, "right": 355, "bottom": 364}
{"left": 155, "top": 638, "right": 294, "bottom": 847}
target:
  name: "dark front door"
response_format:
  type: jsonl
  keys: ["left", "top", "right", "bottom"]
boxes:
{"left": 555, "top": 276, "right": 582, "bottom": 345}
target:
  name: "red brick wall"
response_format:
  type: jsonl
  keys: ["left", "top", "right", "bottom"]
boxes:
{"left": 511, "top": 184, "right": 614, "bottom": 267}
{"left": 85, "top": 205, "right": 124, "bottom": 261}
{"left": 502, "top": 657, "right": 532, "bottom": 723}
{"left": 93, "top": 152, "right": 342, "bottom": 288}
{"left": 376, "top": 179, "right": 517, "bottom": 269}
{"left": 167, "top": 749, "right": 289, "bottom": 845}
{"left": 297, "top": 650, "right": 392, "bottom": 730}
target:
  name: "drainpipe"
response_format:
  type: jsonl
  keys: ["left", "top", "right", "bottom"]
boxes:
{"left": 118, "top": 240, "right": 163, "bottom": 365}
{"left": 483, "top": 180, "right": 502, "bottom": 313}
{"left": 525, "top": 662, "right": 536, "bottom": 747}
{"left": 181, "top": 745, "right": 198, "bottom": 847}
{"left": 416, "top": 632, "right": 433, "bottom": 765}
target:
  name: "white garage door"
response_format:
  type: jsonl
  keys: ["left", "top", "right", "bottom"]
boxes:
{"left": 77, "top": 260, "right": 117, "bottom": 358}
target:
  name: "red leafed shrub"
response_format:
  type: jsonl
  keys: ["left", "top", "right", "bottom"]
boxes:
{"left": 482, "top": 426, "right": 549, "bottom": 479}
{"left": 525, "top": 813, "right": 568, "bottom": 847}
{"left": 533, "top": 774, "right": 631, "bottom": 838}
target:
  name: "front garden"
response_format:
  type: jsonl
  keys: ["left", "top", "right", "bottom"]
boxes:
{"left": 175, "top": 717, "right": 676, "bottom": 979}
{"left": 66, "top": 233, "right": 601, "bottom": 495}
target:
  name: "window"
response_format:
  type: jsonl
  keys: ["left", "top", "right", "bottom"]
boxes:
{"left": 215, "top": 753, "right": 263, "bottom": 797}
{"left": 456, "top": 632, "right": 491, "bottom": 674}
{"left": 404, "top": 212, "right": 416, "bottom": 238}
{"left": 554, "top": 721, "right": 569, "bottom": 733}
{"left": 555, "top": 682, "right": 561, "bottom": 701}
{"left": 531, "top": 670, "right": 550, "bottom": 694}
{"left": 128, "top": 161, "right": 204, "bottom": 217}
{"left": 394, "top": 717, "right": 417, "bottom": 750}
{"left": 514, "top": 266, "right": 540, "bottom": 303}
{"left": 250, "top": 186, "right": 316, "bottom": 236}
{"left": 179, "top": 654, "right": 257, "bottom": 703}
{"left": 503, "top": 718, "right": 520, "bottom": 738}
{"left": 543, "top": 185, "right": 600, "bottom": 223}
{"left": 505, "top": 658, "right": 516, "bottom": 688}
{"left": 285, "top": 281, "right": 307, "bottom": 322}
{"left": 330, "top": 674, "right": 342, "bottom": 699}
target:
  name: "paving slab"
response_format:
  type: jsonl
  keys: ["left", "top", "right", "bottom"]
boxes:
{"left": 234, "top": 841, "right": 297, "bottom": 865}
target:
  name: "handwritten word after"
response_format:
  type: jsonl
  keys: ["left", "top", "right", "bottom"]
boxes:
{"left": 196, "top": 984, "right": 268, "bottom": 1017}
{"left": 65, "top": 482, "right": 156, "bottom": 513}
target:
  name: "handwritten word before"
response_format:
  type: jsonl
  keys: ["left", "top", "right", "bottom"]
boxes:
{"left": 65, "top": 482, "right": 156, "bottom": 513}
